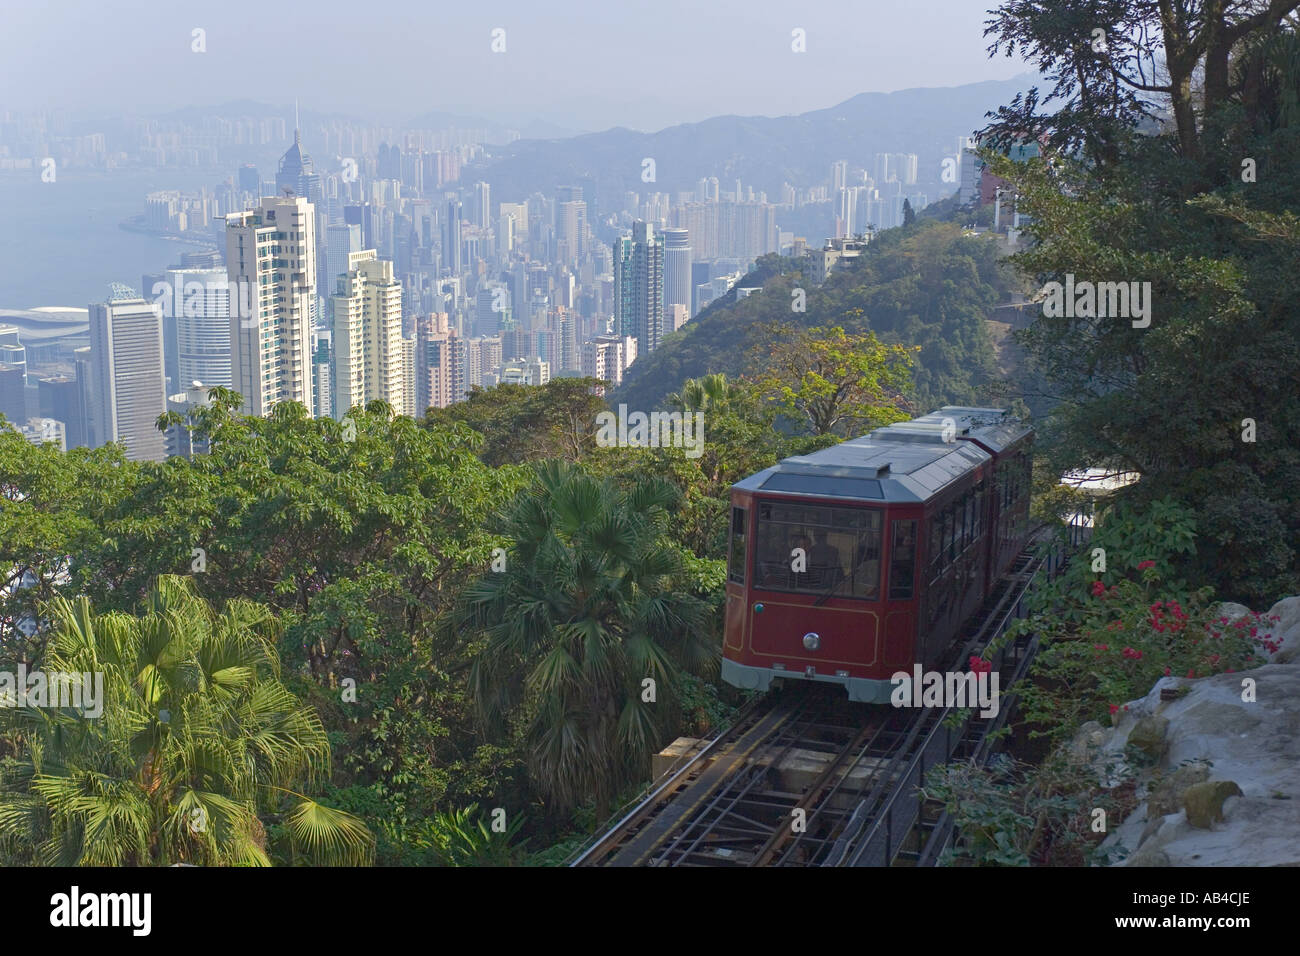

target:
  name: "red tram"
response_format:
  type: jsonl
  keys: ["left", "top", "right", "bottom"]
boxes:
{"left": 721, "top": 407, "right": 1032, "bottom": 703}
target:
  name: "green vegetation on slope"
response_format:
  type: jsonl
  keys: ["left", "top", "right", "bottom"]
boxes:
{"left": 613, "top": 220, "right": 1014, "bottom": 419}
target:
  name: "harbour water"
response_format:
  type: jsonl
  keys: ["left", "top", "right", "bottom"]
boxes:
{"left": 0, "top": 166, "right": 225, "bottom": 310}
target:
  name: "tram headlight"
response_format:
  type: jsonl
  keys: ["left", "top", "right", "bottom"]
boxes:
{"left": 802, "top": 632, "right": 820, "bottom": 651}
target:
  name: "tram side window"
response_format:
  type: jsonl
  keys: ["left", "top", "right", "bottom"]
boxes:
{"left": 889, "top": 520, "right": 918, "bottom": 599}
{"left": 928, "top": 513, "right": 944, "bottom": 578}
{"left": 727, "top": 506, "right": 746, "bottom": 584}
{"left": 945, "top": 505, "right": 956, "bottom": 562}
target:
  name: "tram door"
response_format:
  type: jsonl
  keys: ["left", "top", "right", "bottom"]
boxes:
{"left": 882, "top": 517, "right": 919, "bottom": 670}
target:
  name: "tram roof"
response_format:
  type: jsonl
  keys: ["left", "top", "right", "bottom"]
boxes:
{"left": 732, "top": 407, "right": 1029, "bottom": 504}
{"left": 900, "top": 406, "right": 1032, "bottom": 453}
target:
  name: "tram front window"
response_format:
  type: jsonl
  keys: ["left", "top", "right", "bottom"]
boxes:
{"left": 752, "top": 501, "right": 882, "bottom": 599}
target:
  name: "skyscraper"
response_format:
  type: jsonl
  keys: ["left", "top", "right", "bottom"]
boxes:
{"left": 344, "top": 202, "right": 374, "bottom": 250}
{"left": 325, "top": 224, "right": 363, "bottom": 297}
{"left": 275, "top": 130, "right": 329, "bottom": 303}
{"left": 37, "top": 374, "right": 85, "bottom": 449}
{"left": 276, "top": 129, "right": 323, "bottom": 205}
{"left": 613, "top": 220, "right": 665, "bottom": 358}
{"left": 414, "top": 313, "right": 461, "bottom": 411}
{"left": 555, "top": 199, "right": 587, "bottom": 264}
{"left": 167, "top": 267, "right": 231, "bottom": 388}
{"left": 226, "top": 193, "right": 317, "bottom": 417}
{"left": 238, "top": 163, "right": 260, "bottom": 196}
{"left": 662, "top": 227, "right": 692, "bottom": 316}
{"left": 330, "top": 250, "right": 404, "bottom": 419}
{"left": 831, "top": 160, "right": 848, "bottom": 191}
{"left": 87, "top": 294, "right": 168, "bottom": 462}
{"left": 472, "top": 181, "right": 492, "bottom": 229}
{"left": 475, "top": 281, "right": 510, "bottom": 337}
{"left": 443, "top": 198, "right": 463, "bottom": 276}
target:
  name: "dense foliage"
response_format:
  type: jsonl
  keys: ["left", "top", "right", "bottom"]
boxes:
{"left": 613, "top": 221, "right": 1012, "bottom": 416}
{"left": 982, "top": 5, "right": 1300, "bottom": 605}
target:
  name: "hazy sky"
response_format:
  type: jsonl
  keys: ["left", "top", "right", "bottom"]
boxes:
{"left": 2, "top": 0, "right": 1029, "bottom": 132}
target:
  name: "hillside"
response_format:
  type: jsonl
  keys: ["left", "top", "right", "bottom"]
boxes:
{"left": 612, "top": 219, "right": 1016, "bottom": 416}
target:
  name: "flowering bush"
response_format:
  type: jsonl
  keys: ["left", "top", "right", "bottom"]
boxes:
{"left": 1014, "top": 561, "right": 1281, "bottom": 742}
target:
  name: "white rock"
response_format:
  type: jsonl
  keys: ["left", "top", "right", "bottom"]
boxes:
{"left": 1099, "top": 627, "right": 1300, "bottom": 867}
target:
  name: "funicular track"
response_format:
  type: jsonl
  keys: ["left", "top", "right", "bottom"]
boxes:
{"left": 572, "top": 527, "right": 1086, "bottom": 868}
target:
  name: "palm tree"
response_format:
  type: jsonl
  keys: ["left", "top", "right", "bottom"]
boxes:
{"left": 459, "top": 461, "right": 714, "bottom": 814}
{"left": 0, "top": 576, "right": 373, "bottom": 866}
{"left": 667, "top": 372, "right": 738, "bottom": 413}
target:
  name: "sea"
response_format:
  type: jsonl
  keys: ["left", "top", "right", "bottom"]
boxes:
{"left": 0, "top": 166, "right": 226, "bottom": 310}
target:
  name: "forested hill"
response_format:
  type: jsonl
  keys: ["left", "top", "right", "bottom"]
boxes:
{"left": 612, "top": 220, "right": 1015, "bottom": 415}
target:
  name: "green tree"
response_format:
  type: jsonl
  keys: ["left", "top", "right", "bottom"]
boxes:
{"left": 613, "top": 221, "right": 1008, "bottom": 416}
{"left": 982, "top": 0, "right": 1300, "bottom": 164}
{"left": 982, "top": 10, "right": 1300, "bottom": 602}
{"left": 457, "top": 461, "right": 714, "bottom": 814}
{"left": 424, "top": 378, "right": 610, "bottom": 467}
{"left": 0, "top": 576, "right": 373, "bottom": 866}
{"left": 749, "top": 322, "right": 917, "bottom": 435}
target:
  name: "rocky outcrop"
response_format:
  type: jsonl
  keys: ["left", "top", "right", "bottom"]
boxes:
{"left": 1082, "top": 595, "right": 1300, "bottom": 867}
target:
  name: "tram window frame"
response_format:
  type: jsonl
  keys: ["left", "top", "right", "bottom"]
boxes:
{"left": 727, "top": 506, "right": 747, "bottom": 585}
{"left": 928, "top": 512, "right": 944, "bottom": 577}
{"left": 888, "top": 519, "right": 918, "bottom": 600}
{"left": 751, "top": 500, "right": 884, "bottom": 601}
{"left": 943, "top": 506, "right": 956, "bottom": 563}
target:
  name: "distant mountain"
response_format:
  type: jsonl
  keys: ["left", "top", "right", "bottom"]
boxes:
{"left": 472, "top": 75, "right": 1035, "bottom": 207}
{"left": 407, "top": 111, "right": 585, "bottom": 140}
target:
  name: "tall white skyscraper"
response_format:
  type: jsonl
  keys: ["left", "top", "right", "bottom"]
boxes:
{"left": 226, "top": 193, "right": 317, "bottom": 417}
{"left": 330, "top": 250, "right": 404, "bottom": 419}
{"left": 662, "top": 227, "right": 692, "bottom": 315}
{"left": 88, "top": 294, "right": 168, "bottom": 462}
{"left": 166, "top": 267, "right": 231, "bottom": 388}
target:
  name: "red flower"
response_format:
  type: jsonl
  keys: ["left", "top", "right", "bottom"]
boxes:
{"left": 1091, "top": 581, "right": 1106, "bottom": 597}
{"left": 1137, "top": 561, "right": 1156, "bottom": 570}
{"left": 1109, "top": 704, "right": 1119, "bottom": 715}
{"left": 1164, "top": 666, "right": 1171, "bottom": 676}
{"left": 968, "top": 655, "right": 992, "bottom": 675}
